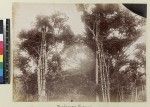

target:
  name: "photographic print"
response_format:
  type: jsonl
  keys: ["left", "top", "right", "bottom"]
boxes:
{"left": 13, "top": 3, "right": 146, "bottom": 102}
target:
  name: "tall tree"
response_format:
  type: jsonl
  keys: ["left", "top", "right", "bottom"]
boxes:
{"left": 76, "top": 4, "right": 145, "bottom": 102}
{"left": 17, "top": 13, "right": 74, "bottom": 101}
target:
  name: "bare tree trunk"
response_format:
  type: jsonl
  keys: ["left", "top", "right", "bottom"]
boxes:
{"left": 96, "top": 52, "right": 99, "bottom": 102}
{"left": 86, "top": 21, "right": 110, "bottom": 102}
{"left": 103, "top": 53, "right": 110, "bottom": 101}
{"left": 37, "top": 54, "right": 41, "bottom": 100}
{"left": 130, "top": 84, "right": 134, "bottom": 102}
{"left": 37, "top": 28, "right": 48, "bottom": 101}
{"left": 121, "top": 87, "right": 124, "bottom": 101}
{"left": 131, "top": 85, "right": 137, "bottom": 102}
{"left": 141, "top": 85, "right": 144, "bottom": 96}
{"left": 117, "top": 85, "right": 120, "bottom": 102}
{"left": 131, "top": 87, "right": 134, "bottom": 102}
{"left": 141, "top": 85, "right": 145, "bottom": 101}
{"left": 95, "top": 25, "right": 105, "bottom": 102}
{"left": 135, "top": 87, "right": 138, "bottom": 101}
{"left": 106, "top": 55, "right": 111, "bottom": 101}
{"left": 95, "top": 22, "right": 110, "bottom": 102}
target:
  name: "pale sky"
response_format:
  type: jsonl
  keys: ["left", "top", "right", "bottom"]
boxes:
{"left": 13, "top": 3, "right": 85, "bottom": 39}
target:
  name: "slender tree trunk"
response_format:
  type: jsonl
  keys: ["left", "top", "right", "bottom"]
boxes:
{"left": 86, "top": 20, "right": 110, "bottom": 102}
{"left": 37, "top": 54, "right": 41, "bottom": 100}
{"left": 37, "top": 27, "right": 48, "bottom": 101}
{"left": 131, "top": 85, "right": 137, "bottom": 102}
{"left": 131, "top": 87, "right": 134, "bottom": 102}
{"left": 95, "top": 21, "right": 110, "bottom": 102}
{"left": 96, "top": 52, "right": 100, "bottom": 102}
{"left": 121, "top": 87, "right": 124, "bottom": 101}
{"left": 141, "top": 85, "right": 145, "bottom": 101}
{"left": 130, "top": 84, "right": 134, "bottom": 102}
{"left": 118, "top": 85, "right": 121, "bottom": 102}
{"left": 141, "top": 85, "right": 144, "bottom": 96}
{"left": 135, "top": 87, "right": 138, "bottom": 101}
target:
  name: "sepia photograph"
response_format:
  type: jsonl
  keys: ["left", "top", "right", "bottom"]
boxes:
{"left": 13, "top": 3, "right": 146, "bottom": 102}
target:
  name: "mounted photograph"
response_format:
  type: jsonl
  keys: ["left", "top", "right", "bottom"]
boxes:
{"left": 13, "top": 3, "right": 146, "bottom": 102}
